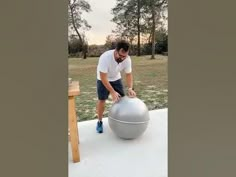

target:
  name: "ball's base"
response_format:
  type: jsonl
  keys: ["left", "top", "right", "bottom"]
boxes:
{"left": 108, "top": 117, "right": 149, "bottom": 139}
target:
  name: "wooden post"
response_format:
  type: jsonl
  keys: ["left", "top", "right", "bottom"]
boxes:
{"left": 68, "top": 81, "right": 80, "bottom": 163}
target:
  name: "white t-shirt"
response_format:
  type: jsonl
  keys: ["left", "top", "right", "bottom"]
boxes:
{"left": 97, "top": 49, "right": 132, "bottom": 81}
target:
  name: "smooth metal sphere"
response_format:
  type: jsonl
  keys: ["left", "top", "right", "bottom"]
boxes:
{"left": 108, "top": 96, "right": 150, "bottom": 139}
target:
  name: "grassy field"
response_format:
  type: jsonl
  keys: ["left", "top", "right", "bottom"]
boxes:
{"left": 69, "top": 55, "right": 168, "bottom": 122}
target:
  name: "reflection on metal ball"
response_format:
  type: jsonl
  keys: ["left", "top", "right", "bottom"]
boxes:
{"left": 108, "top": 96, "right": 150, "bottom": 139}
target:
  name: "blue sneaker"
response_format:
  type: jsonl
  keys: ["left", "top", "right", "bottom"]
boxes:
{"left": 96, "top": 121, "right": 103, "bottom": 133}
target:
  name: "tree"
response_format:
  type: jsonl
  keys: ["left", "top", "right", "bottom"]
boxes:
{"left": 155, "top": 27, "right": 168, "bottom": 54}
{"left": 68, "top": 33, "right": 89, "bottom": 57}
{"left": 143, "top": 0, "right": 167, "bottom": 59}
{"left": 137, "top": 0, "right": 141, "bottom": 56}
{"left": 68, "top": 0, "right": 91, "bottom": 59}
{"left": 104, "top": 35, "right": 117, "bottom": 50}
{"left": 111, "top": 0, "right": 167, "bottom": 57}
{"left": 111, "top": 0, "right": 145, "bottom": 56}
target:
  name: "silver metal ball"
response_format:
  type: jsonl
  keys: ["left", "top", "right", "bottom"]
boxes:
{"left": 108, "top": 96, "right": 150, "bottom": 139}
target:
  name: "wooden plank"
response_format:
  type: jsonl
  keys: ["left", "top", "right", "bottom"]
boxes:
{"left": 68, "top": 96, "right": 80, "bottom": 162}
{"left": 68, "top": 81, "right": 80, "bottom": 96}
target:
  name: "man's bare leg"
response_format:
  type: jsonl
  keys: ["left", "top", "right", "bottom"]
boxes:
{"left": 96, "top": 100, "right": 106, "bottom": 121}
{"left": 96, "top": 100, "right": 106, "bottom": 133}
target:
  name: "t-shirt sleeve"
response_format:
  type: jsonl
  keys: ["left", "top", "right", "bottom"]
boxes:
{"left": 97, "top": 54, "right": 108, "bottom": 73}
{"left": 124, "top": 57, "right": 132, "bottom": 73}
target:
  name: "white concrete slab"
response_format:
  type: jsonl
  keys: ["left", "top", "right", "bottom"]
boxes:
{"left": 69, "top": 108, "right": 168, "bottom": 177}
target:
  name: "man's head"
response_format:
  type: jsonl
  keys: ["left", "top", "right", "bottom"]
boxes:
{"left": 114, "top": 40, "right": 130, "bottom": 63}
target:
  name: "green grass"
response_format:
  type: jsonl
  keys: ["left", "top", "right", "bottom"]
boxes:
{"left": 69, "top": 55, "right": 168, "bottom": 122}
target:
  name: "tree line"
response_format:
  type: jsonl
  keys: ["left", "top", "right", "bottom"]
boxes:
{"left": 68, "top": 0, "right": 168, "bottom": 59}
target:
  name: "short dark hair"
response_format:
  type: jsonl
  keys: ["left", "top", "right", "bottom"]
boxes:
{"left": 115, "top": 40, "right": 129, "bottom": 52}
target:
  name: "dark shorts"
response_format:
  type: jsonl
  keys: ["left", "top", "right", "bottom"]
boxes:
{"left": 96, "top": 79, "right": 125, "bottom": 100}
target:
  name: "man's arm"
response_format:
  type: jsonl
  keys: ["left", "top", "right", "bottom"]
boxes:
{"left": 126, "top": 73, "right": 136, "bottom": 97}
{"left": 100, "top": 72, "right": 115, "bottom": 93}
{"left": 100, "top": 72, "right": 121, "bottom": 102}
{"left": 125, "top": 73, "right": 133, "bottom": 90}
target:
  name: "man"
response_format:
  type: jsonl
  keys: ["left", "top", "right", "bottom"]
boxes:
{"left": 96, "top": 40, "right": 136, "bottom": 133}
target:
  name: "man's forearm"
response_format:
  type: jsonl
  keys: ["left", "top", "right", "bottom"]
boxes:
{"left": 100, "top": 72, "right": 115, "bottom": 93}
{"left": 126, "top": 73, "right": 133, "bottom": 89}
{"left": 101, "top": 79, "right": 115, "bottom": 93}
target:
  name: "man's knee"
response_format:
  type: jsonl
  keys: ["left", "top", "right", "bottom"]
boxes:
{"left": 98, "top": 100, "right": 106, "bottom": 105}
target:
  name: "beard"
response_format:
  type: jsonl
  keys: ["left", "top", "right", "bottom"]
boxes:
{"left": 116, "top": 58, "right": 123, "bottom": 63}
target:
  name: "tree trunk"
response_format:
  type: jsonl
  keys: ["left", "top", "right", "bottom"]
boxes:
{"left": 137, "top": 0, "right": 141, "bottom": 56}
{"left": 83, "top": 50, "right": 87, "bottom": 59}
{"left": 151, "top": 2, "right": 156, "bottom": 59}
{"left": 82, "top": 45, "right": 87, "bottom": 59}
{"left": 130, "top": 39, "right": 134, "bottom": 55}
{"left": 69, "top": 2, "right": 87, "bottom": 59}
{"left": 69, "top": 6, "right": 82, "bottom": 43}
{"left": 148, "top": 33, "right": 152, "bottom": 44}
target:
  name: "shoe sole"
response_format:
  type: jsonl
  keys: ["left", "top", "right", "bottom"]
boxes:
{"left": 97, "top": 130, "right": 103, "bottom": 133}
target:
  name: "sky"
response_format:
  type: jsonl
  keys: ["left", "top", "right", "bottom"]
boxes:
{"left": 74, "top": 0, "right": 168, "bottom": 45}
{"left": 81, "top": 0, "right": 117, "bottom": 45}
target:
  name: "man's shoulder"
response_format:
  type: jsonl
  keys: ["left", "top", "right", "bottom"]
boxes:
{"left": 101, "top": 49, "right": 114, "bottom": 57}
{"left": 124, "top": 55, "right": 131, "bottom": 63}
{"left": 99, "top": 50, "right": 114, "bottom": 62}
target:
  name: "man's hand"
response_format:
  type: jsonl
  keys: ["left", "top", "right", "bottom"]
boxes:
{"left": 127, "top": 88, "right": 136, "bottom": 98}
{"left": 111, "top": 91, "right": 121, "bottom": 103}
